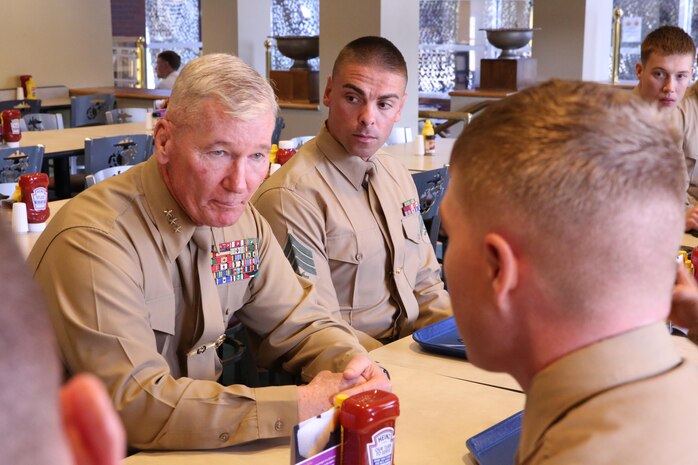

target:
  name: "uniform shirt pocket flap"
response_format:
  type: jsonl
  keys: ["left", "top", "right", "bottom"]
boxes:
{"left": 146, "top": 294, "right": 176, "bottom": 335}
{"left": 326, "top": 235, "right": 359, "bottom": 264}
{"left": 402, "top": 214, "right": 425, "bottom": 244}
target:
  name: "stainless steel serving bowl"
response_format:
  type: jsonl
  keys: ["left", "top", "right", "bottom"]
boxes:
{"left": 481, "top": 28, "right": 536, "bottom": 59}
{"left": 274, "top": 35, "right": 319, "bottom": 70}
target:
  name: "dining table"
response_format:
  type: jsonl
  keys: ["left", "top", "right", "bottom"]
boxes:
{"left": 382, "top": 137, "right": 453, "bottom": 173}
{"left": 122, "top": 362, "right": 525, "bottom": 465}
{"left": 17, "top": 121, "right": 149, "bottom": 199}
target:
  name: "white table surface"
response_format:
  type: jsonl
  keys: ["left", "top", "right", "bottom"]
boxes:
{"left": 382, "top": 137, "right": 454, "bottom": 172}
{"left": 371, "top": 334, "right": 522, "bottom": 392}
{"left": 123, "top": 362, "right": 525, "bottom": 465}
{"left": 2, "top": 199, "right": 69, "bottom": 258}
{"left": 18, "top": 121, "right": 148, "bottom": 155}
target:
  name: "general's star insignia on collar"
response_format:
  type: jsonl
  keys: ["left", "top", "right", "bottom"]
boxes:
{"left": 163, "top": 209, "right": 181, "bottom": 233}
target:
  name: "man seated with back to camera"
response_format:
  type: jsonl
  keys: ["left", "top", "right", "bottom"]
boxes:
{"left": 633, "top": 24, "right": 698, "bottom": 230}
{"left": 0, "top": 217, "right": 126, "bottom": 465}
{"left": 28, "top": 53, "right": 390, "bottom": 451}
{"left": 441, "top": 79, "right": 698, "bottom": 464}
{"left": 253, "top": 36, "right": 451, "bottom": 350}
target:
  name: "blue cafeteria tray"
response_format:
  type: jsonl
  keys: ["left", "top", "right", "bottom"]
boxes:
{"left": 466, "top": 410, "right": 523, "bottom": 465}
{"left": 412, "top": 316, "right": 467, "bottom": 359}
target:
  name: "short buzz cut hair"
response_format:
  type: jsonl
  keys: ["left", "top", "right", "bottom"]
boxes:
{"left": 332, "top": 36, "right": 408, "bottom": 83}
{"left": 157, "top": 50, "right": 182, "bottom": 70}
{"left": 448, "top": 80, "right": 686, "bottom": 303}
{"left": 640, "top": 25, "right": 696, "bottom": 64}
{"left": 165, "top": 53, "right": 278, "bottom": 124}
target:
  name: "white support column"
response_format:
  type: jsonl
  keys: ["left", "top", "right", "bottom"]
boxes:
{"left": 201, "top": 0, "right": 271, "bottom": 77}
{"left": 319, "top": 0, "right": 420, "bottom": 135}
{"left": 533, "top": 0, "right": 613, "bottom": 82}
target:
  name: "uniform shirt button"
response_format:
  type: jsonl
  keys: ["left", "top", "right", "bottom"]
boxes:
{"left": 356, "top": 253, "right": 363, "bottom": 261}
{"left": 219, "top": 432, "right": 230, "bottom": 442}
{"left": 225, "top": 308, "right": 230, "bottom": 315}
{"left": 274, "top": 419, "right": 284, "bottom": 431}
{"left": 394, "top": 268, "right": 402, "bottom": 275}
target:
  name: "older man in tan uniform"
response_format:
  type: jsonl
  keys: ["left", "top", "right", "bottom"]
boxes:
{"left": 28, "top": 54, "right": 389, "bottom": 450}
{"left": 254, "top": 37, "right": 451, "bottom": 349}
{"left": 442, "top": 80, "right": 698, "bottom": 464}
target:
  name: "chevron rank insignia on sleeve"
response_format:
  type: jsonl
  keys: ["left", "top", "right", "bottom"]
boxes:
{"left": 283, "top": 234, "right": 317, "bottom": 277}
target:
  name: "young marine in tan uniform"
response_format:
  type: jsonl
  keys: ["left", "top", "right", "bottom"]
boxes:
{"left": 28, "top": 54, "right": 390, "bottom": 450}
{"left": 633, "top": 25, "right": 698, "bottom": 229}
{"left": 253, "top": 37, "right": 451, "bottom": 349}
{"left": 442, "top": 80, "right": 698, "bottom": 464}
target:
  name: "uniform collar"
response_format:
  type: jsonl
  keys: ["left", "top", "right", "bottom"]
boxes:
{"left": 316, "top": 124, "right": 375, "bottom": 190}
{"left": 140, "top": 156, "right": 198, "bottom": 262}
{"left": 518, "top": 322, "right": 681, "bottom": 461}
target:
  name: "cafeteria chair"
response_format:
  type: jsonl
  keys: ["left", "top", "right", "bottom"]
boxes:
{"left": 411, "top": 166, "right": 450, "bottom": 261}
{"left": 290, "top": 135, "right": 315, "bottom": 148}
{"left": 0, "top": 99, "right": 42, "bottom": 117}
{"left": 84, "top": 165, "right": 133, "bottom": 188}
{"left": 385, "top": 126, "right": 414, "bottom": 145}
{"left": 105, "top": 108, "right": 148, "bottom": 124}
{"left": 22, "top": 113, "right": 65, "bottom": 131}
{"left": 70, "top": 94, "right": 115, "bottom": 127}
{"left": 272, "top": 116, "right": 284, "bottom": 145}
{"left": 0, "top": 145, "right": 45, "bottom": 196}
{"left": 84, "top": 133, "right": 153, "bottom": 179}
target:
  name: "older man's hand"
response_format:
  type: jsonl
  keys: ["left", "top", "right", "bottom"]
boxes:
{"left": 297, "top": 355, "right": 392, "bottom": 421}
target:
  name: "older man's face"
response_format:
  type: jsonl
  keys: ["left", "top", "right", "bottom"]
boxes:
{"left": 156, "top": 100, "right": 274, "bottom": 227}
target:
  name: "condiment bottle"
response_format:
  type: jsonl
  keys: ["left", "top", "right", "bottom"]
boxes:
{"left": 692, "top": 247, "right": 698, "bottom": 280}
{"left": 269, "top": 143, "right": 278, "bottom": 164}
{"left": 18, "top": 173, "right": 50, "bottom": 232}
{"left": 340, "top": 390, "right": 400, "bottom": 465}
{"left": 20, "top": 75, "right": 38, "bottom": 100}
{"left": 1, "top": 109, "right": 22, "bottom": 148}
{"left": 277, "top": 140, "right": 297, "bottom": 165}
{"left": 422, "top": 119, "right": 436, "bottom": 156}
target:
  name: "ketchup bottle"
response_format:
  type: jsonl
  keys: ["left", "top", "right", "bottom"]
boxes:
{"left": 19, "top": 173, "right": 50, "bottom": 232}
{"left": 340, "top": 390, "right": 400, "bottom": 465}
{"left": 276, "top": 140, "right": 297, "bottom": 165}
{"left": 1, "top": 109, "right": 22, "bottom": 148}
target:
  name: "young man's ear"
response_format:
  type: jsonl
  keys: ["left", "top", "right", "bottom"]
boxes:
{"left": 61, "top": 374, "right": 125, "bottom": 465}
{"left": 483, "top": 233, "right": 519, "bottom": 315}
{"left": 323, "top": 76, "right": 333, "bottom": 107}
{"left": 635, "top": 62, "right": 644, "bottom": 81}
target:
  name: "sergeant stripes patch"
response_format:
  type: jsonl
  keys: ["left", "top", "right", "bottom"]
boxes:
{"left": 283, "top": 234, "right": 317, "bottom": 277}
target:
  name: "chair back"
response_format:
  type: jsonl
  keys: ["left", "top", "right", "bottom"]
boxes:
{"left": 84, "top": 134, "right": 152, "bottom": 175}
{"left": 411, "top": 166, "right": 449, "bottom": 254}
{"left": 272, "top": 116, "right": 285, "bottom": 145}
{"left": 0, "top": 145, "right": 45, "bottom": 183}
{"left": 0, "top": 99, "right": 42, "bottom": 117}
{"left": 85, "top": 165, "right": 133, "bottom": 188}
{"left": 22, "top": 113, "right": 65, "bottom": 131}
{"left": 70, "top": 94, "right": 116, "bottom": 127}
{"left": 105, "top": 108, "right": 148, "bottom": 124}
{"left": 386, "top": 126, "right": 414, "bottom": 145}
{"left": 290, "top": 135, "right": 315, "bottom": 148}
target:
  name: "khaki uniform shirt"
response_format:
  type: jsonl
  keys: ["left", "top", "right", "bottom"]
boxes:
{"left": 28, "top": 157, "right": 366, "bottom": 450}
{"left": 517, "top": 322, "right": 698, "bottom": 464}
{"left": 253, "top": 126, "right": 451, "bottom": 349}
{"left": 676, "top": 82, "right": 698, "bottom": 203}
